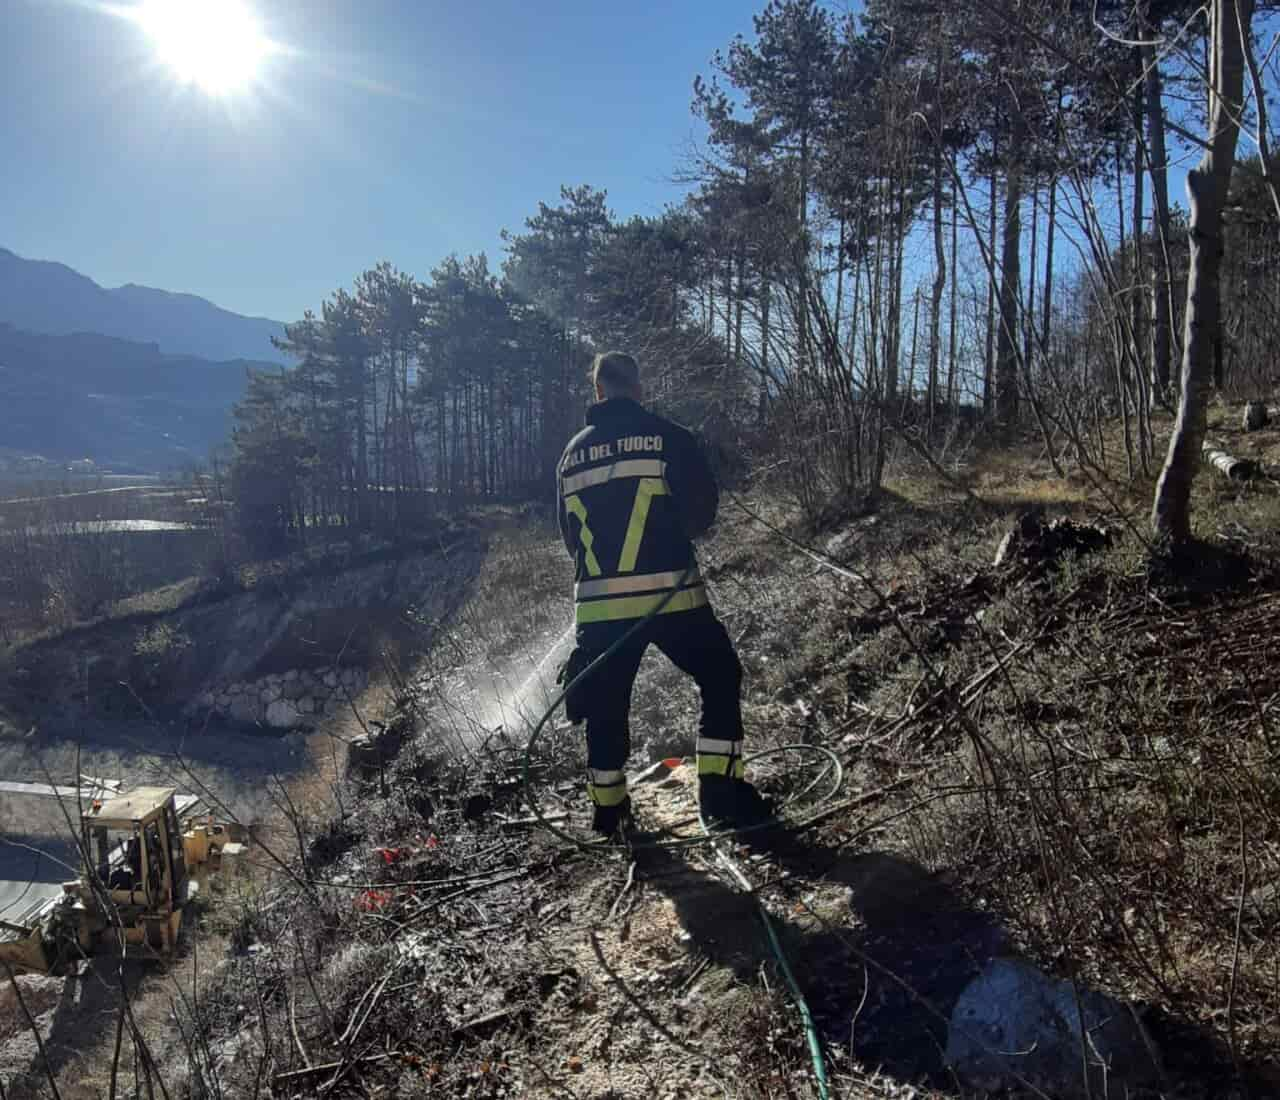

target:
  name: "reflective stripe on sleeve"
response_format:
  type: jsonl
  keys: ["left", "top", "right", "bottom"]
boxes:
{"left": 575, "top": 585, "right": 708, "bottom": 624}
{"left": 575, "top": 568, "right": 702, "bottom": 600}
{"left": 562, "top": 459, "right": 667, "bottom": 496}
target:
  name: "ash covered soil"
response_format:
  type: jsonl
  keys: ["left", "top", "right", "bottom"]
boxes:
{"left": 6, "top": 453, "right": 1280, "bottom": 1098}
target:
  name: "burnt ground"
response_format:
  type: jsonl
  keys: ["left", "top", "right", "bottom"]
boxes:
{"left": 9, "top": 423, "right": 1280, "bottom": 1099}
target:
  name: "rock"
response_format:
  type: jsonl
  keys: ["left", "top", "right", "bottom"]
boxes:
{"left": 197, "top": 691, "right": 214, "bottom": 708}
{"left": 282, "top": 679, "right": 305, "bottom": 701}
{"left": 265, "top": 699, "right": 303, "bottom": 729}
{"left": 946, "top": 959, "right": 1161, "bottom": 1099}
{"left": 0, "top": 973, "right": 64, "bottom": 1041}
{"left": 825, "top": 528, "right": 859, "bottom": 559}
{"left": 323, "top": 670, "right": 339, "bottom": 689}
{"left": 1243, "top": 400, "right": 1268, "bottom": 432}
{"left": 284, "top": 669, "right": 298, "bottom": 682}
{"left": 228, "top": 697, "right": 260, "bottom": 725}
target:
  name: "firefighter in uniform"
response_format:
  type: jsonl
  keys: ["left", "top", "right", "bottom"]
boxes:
{"left": 556, "top": 351, "right": 770, "bottom": 836}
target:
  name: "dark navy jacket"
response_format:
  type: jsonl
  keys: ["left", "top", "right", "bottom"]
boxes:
{"left": 556, "top": 398, "right": 718, "bottom": 624}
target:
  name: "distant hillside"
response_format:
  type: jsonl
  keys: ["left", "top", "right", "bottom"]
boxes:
{"left": 0, "top": 323, "right": 272, "bottom": 472}
{"left": 0, "top": 247, "right": 285, "bottom": 363}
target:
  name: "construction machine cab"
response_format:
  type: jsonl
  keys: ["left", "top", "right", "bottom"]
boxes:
{"left": 81, "top": 787, "right": 189, "bottom": 950}
{"left": 1, "top": 784, "right": 246, "bottom": 975}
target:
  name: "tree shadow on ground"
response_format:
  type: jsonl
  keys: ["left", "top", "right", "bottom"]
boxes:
{"left": 641, "top": 831, "right": 1257, "bottom": 1097}
{"left": 642, "top": 839, "right": 998, "bottom": 1092}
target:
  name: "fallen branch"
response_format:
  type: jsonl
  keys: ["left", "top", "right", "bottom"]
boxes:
{"left": 496, "top": 813, "right": 568, "bottom": 829}
{"left": 453, "top": 1007, "right": 522, "bottom": 1035}
{"left": 608, "top": 859, "right": 637, "bottom": 920}
{"left": 793, "top": 777, "right": 913, "bottom": 832}
{"left": 273, "top": 1051, "right": 403, "bottom": 1086}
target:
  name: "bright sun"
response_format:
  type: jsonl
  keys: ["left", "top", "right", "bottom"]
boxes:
{"left": 134, "top": 0, "right": 270, "bottom": 95}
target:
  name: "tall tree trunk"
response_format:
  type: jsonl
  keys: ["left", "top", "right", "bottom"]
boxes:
{"left": 1213, "top": 299, "right": 1225, "bottom": 389}
{"left": 984, "top": 151, "right": 998, "bottom": 418}
{"left": 734, "top": 244, "right": 746, "bottom": 366}
{"left": 995, "top": 157, "right": 1023, "bottom": 428}
{"left": 1142, "top": 34, "right": 1174, "bottom": 404}
{"left": 1152, "top": 0, "right": 1254, "bottom": 540}
{"left": 908, "top": 287, "right": 921, "bottom": 401}
{"left": 834, "top": 212, "right": 846, "bottom": 349}
{"left": 1041, "top": 177, "right": 1057, "bottom": 351}
{"left": 1131, "top": 70, "right": 1149, "bottom": 397}
{"left": 760, "top": 269, "right": 771, "bottom": 376}
{"left": 1025, "top": 185, "right": 1039, "bottom": 378}
{"left": 798, "top": 126, "right": 811, "bottom": 373}
{"left": 948, "top": 173, "right": 960, "bottom": 408}
{"left": 355, "top": 365, "right": 369, "bottom": 529}
{"left": 929, "top": 135, "right": 946, "bottom": 430}
{"left": 722, "top": 252, "right": 733, "bottom": 347}
{"left": 886, "top": 171, "right": 908, "bottom": 406}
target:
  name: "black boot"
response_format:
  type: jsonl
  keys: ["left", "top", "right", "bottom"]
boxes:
{"left": 591, "top": 796, "right": 632, "bottom": 839}
{"left": 699, "top": 777, "right": 774, "bottom": 830}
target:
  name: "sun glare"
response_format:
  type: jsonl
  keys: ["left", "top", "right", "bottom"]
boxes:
{"left": 134, "top": 0, "right": 271, "bottom": 95}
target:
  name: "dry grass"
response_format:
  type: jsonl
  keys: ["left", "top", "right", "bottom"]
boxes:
{"left": 704, "top": 421, "right": 1280, "bottom": 1095}
{"left": 17, "top": 415, "right": 1280, "bottom": 1098}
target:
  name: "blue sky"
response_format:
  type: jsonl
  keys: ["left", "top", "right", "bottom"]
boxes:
{"left": 0, "top": 0, "right": 753, "bottom": 321}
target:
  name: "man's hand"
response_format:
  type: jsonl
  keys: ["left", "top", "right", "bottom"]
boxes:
{"left": 556, "top": 646, "right": 593, "bottom": 724}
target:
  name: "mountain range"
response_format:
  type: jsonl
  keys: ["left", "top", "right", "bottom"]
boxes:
{"left": 0, "top": 248, "right": 288, "bottom": 472}
{"left": 0, "top": 247, "right": 285, "bottom": 364}
{"left": 0, "top": 324, "right": 267, "bottom": 473}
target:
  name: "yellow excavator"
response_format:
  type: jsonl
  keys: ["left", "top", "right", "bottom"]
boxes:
{"left": 0, "top": 786, "right": 247, "bottom": 975}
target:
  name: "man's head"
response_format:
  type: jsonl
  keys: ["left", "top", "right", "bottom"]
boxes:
{"left": 592, "top": 351, "right": 641, "bottom": 402}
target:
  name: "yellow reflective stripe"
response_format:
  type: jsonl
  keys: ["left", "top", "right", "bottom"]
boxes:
{"left": 575, "top": 586, "right": 708, "bottom": 624}
{"left": 697, "top": 755, "right": 746, "bottom": 779}
{"left": 587, "top": 782, "right": 629, "bottom": 807}
{"left": 564, "top": 493, "right": 602, "bottom": 577}
{"left": 618, "top": 477, "right": 668, "bottom": 573}
{"left": 576, "top": 567, "right": 701, "bottom": 600}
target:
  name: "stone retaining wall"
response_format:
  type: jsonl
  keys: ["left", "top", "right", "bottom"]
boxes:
{"left": 189, "top": 666, "right": 369, "bottom": 730}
